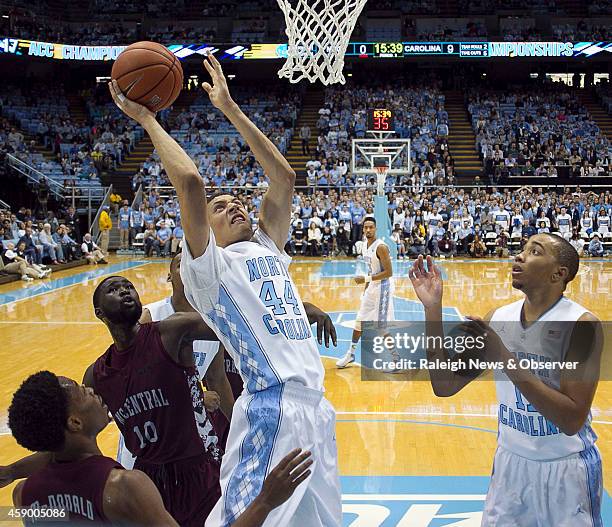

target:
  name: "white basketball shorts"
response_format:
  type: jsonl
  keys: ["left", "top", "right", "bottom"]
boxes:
{"left": 205, "top": 381, "right": 341, "bottom": 527}
{"left": 482, "top": 446, "right": 603, "bottom": 527}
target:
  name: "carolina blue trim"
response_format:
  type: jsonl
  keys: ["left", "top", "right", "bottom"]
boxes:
{"left": 378, "top": 279, "right": 390, "bottom": 328}
{"left": 580, "top": 446, "right": 603, "bottom": 527}
{"left": 0, "top": 260, "right": 150, "bottom": 306}
{"left": 223, "top": 384, "right": 283, "bottom": 527}
{"left": 205, "top": 285, "right": 281, "bottom": 394}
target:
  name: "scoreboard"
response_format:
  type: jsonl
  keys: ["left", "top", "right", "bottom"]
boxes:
{"left": 0, "top": 37, "right": 606, "bottom": 62}
{"left": 349, "top": 42, "right": 479, "bottom": 58}
{"left": 367, "top": 109, "right": 394, "bottom": 132}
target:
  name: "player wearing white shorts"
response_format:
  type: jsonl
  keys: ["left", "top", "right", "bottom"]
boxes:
{"left": 410, "top": 233, "right": 603, "bottom": 527}
{"left": 336, "top": 217, "right": 395, "bottom": 368}
{"left": 109, "top": 55, "right": 341, "bottom": 527}
{"left": 116, "top": 253, "right": 231, "bottom": 470}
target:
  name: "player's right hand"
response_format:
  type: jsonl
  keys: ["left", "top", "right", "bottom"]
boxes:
{"left": 258, "top": 449, "right": 313, "bottom": 510}
{"left": 108, "top": 80, "right": 156, "bottom": 124}
{"left": 409, "top": 255, "right": 443, "bottom": 308}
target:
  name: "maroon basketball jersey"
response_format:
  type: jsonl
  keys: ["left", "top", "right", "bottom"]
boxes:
{"left": 93, "top": 323, "right": 222, "bottom": 465}
{"left": 20, "top": 455, "right": 121, "bottom": 522}
{"left": 223, "top": 349, "right": 244, "bottom": 400}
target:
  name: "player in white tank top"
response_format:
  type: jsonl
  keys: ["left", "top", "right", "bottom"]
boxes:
{"left": 410, "top": 233, "right": 604, "bottom": 526}
{"left": 337, "top": 217, "right": 395, "bottom": 368}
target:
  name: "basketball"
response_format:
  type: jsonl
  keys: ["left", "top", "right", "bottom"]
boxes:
{"left": 111, "top": 41, "right": 183, "bottom": 112}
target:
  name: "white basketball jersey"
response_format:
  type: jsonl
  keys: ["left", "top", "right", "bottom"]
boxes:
{"left": 490, "top": 296, "right": 597, "bottom": 460}
{"left": 363, "top": 238, "right": 394, "bottom": 290}
{"left": 146, "top": 297, "right": 220, "bottom": 379}
{"left": 181, "top": 228, "right": 324, "bottom": 394}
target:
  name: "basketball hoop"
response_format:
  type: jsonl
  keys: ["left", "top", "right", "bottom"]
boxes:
{"left": 276, "top": 0, "right": 368, "bottom": 85}
{"left": 375, "top": 165, "right": 387, "bottom": 196}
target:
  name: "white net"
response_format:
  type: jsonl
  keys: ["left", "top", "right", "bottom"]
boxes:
{"left": 276, "top": 0, "right": 367, "bottom": 85}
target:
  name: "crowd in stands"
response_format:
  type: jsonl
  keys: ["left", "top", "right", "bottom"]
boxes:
{"left": 127, "top": 87, "right": 299, "bottom": 191}
{"left": 0, "top": 83, "right": 145, "bottom": 201}
{"left": 0, "top": 204, "right": 109, "bottom": 282}
{"left": 2, "top": 0, "right": 610, "bottom": 44}
{"left": 307, "top": 78, "right": 454, "bottom": 191}
{"left": 552, "top": 20, "right": 611, "bottom": 41}
{"left": 467, "top": 82, "right": 611, "bottom": 182}
{"left": 415, "top": 20, "right": 487, "bottom": 40}
{"left": 116, "top": 184, "right": 611, "bottom": 261}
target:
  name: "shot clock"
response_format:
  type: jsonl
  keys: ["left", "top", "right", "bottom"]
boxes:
{"left": 367, "top": 108, "right": 395, "bottom": 132}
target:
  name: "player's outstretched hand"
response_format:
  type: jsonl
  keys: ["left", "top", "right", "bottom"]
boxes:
{"left": 258, "top": 449, "right": 313, "bottom": 511}
{"left": 108, "top": 80, "right": 156, "bottom": 124}
{"left": 202, "top": 54, "right": 234, "bottom": 112}
{"left": 409, "top": 255, "right": 443, "bottom": 309}
{"left": 202, "top": 390, "right": 221, "bottom": 412}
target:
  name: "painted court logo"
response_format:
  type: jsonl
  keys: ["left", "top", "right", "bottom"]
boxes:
{"left": 342, "top": 495, "right": 483, "bottom": 526}
{"left": 340, "top": 477, "right": 488, "bottom": 527}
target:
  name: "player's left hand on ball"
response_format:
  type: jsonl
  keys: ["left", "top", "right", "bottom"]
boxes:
{"left": 108, "top": 80, "right": 156, "bottom": 123}
{"left": 354, "top": 276, "right": 366, "bottom": 285}
{"left": 259, "top": 449, "right": 313, "bottom": 510}
{"left": 202, "top": 390, "right": 221, "bottom": 412}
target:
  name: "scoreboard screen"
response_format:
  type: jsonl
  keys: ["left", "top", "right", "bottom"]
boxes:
{"left": 367, "top": 109, "right": 394, "bottom": 132}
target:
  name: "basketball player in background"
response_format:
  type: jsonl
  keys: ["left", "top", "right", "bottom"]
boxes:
{"left": 410, "top": 233, "right": 603, "bottom": 526}
{"left": 6, "top": 371, "right": 315, "bottom": 526}
{"left": 109, "top": 54, "right": 341, "bottom": 526}
{"left": 336, "top": 217, "right": 395, "bottom": 368}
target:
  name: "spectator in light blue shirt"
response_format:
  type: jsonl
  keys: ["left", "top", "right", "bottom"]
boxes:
{"left": 171, "top": 224, "right": 183, "bottom": 255}
{"left": 155, "top": 222, "right": 172, "bottom": 257}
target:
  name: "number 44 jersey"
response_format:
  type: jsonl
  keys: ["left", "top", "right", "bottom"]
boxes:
{"left": 181, "top": 228, "right": 325, "bottom": 394}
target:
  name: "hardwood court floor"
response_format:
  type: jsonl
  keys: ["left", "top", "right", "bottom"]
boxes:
{"left": 0, "top": 256, "right": 610, "bottom": 525}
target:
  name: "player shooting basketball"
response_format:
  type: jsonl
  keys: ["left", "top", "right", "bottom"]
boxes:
{"left": 108, "top": 54, "right": 341, "bottom": 527}
{"left": 410, "top": 234, "right": 604, "bottom": 526}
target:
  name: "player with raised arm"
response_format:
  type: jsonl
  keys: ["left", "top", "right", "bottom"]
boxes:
{"left": 409, "top": 234, "right": 604, "bottom": 526}
{"left": 6, "top": 371, "right": 315, "bottom": 527}
{"left": 108, "top": 54, "right": 341, "bottom": 527}
{"left": 336, "top": 216, "right": 395, "bottom": 368}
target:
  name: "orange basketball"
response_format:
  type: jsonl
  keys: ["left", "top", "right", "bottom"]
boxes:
{"left": 111, "top": 41, "right": 183, "bottom": 112}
